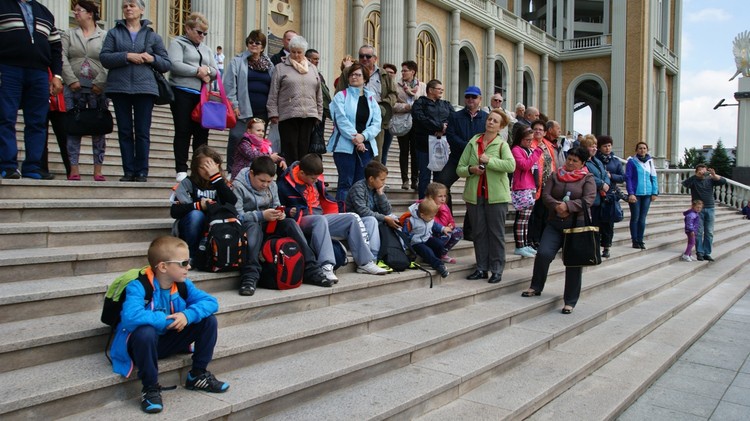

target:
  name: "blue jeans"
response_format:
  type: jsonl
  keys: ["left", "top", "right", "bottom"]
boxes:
{"left": 110, "top": 93, "right": 154, "bottom": 177}
{"left": 416, "top": 150, "right": 432, "bottom": 199}
{"left": 178, "top": 210, "right": 207, "bottom": 261}
{"left": 0, "top": 64, "right": 49, "bottom": 174}
{"left": 696, "top": 207, "right": 715, "bottom": 256}
{"left": 333, "top": 149, "right": 372, "bottom": 202}
{"left": 628, "top": 195, "right": 652, "bottom": 243}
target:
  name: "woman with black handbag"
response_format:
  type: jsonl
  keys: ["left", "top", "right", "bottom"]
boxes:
{"left": 61, "top": 0, "right": 108, "bottom": 181}
{"left": 595, "top": 135, "right": 626, "bottom": 257}
{"left": 521, "top": 146, "right": 596, "bottom": 314}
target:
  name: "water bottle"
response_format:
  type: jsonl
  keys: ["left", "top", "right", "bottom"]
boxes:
{"left": 562, "top": 191, "right": 571, "bottom": 202}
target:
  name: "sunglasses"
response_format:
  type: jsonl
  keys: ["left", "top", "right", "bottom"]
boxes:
{"left": 194, "top": 29, "right": 207, "bottom": 37}
{"left": 465, "top": 95, "right": 478, "bottom": 99}
{"left": 248, "top": 40, "right": 263, "bottom": 46}
{"left": 359, "top": 54, "right": 373, "bottom": 59}
{"left": 163, "top": 260, "right": 191, "bottom": 268}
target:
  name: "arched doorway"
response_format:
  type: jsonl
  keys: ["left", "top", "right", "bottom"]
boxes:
{"left": 572, "top": 79, "right": 605, "bottom": 136}
{"left": 494, "top": 59, "right": 508, "bottom": 97}
{"left": 458, "top": 48, "right": 470, "bottom": 96}
{"left": 522, "top": 70, "right": 534, "bottom": 107}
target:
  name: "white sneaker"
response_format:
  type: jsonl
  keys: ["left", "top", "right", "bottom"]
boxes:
{"left": 523, "top": 246, "right": 538, "bottom": 255}
{"left": 321, "top": 264, "right": 339, "bottom": 283}
{"left": 356, "top": 261, "right": 388, "bottom": 275}
{"left": 514, "top": 247, "right": 536, "bottom": 258}
{"left": 176, "top": 172, "right": 188, "bottom": 182}
{"left": 680, "top": 254, "right": 693, "bottom": 262}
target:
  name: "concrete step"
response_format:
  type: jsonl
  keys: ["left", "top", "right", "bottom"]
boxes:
{"left": 3, "top": 217, "right": 748, "bottom": 419}
{"left": 0, "top": 199, "right": 171, "bottom": 223}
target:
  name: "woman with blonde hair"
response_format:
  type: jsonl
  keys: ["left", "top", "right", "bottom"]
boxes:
{"left": 168, "top": 12, "right": 218, "bottom": 182}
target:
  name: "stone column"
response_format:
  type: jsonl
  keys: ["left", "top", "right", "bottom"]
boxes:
{"left": 515, "top": 41, "right": 524, "bottom": 106}
{"left": 352, "top": 0, "right": 364, "bottom": 56}
{"left": 655, "top": 66, "right": 668, "bottom": 168}
{"left": 540, "top": 53, "right": 549, "bottom": 115}
{"left": 192, "top": 0, "right": 227, "bottom": 53}
{"left": 406, "top": 0, "right": 417, "bottom": 60}
{"left": 610, "top": 0, "right": 627, "bottom": 154}
{"left": 485, "top": 27, "right": 495, "bottom": 100}
{"left": 38, "top": 0, "right": 69, "bottom": 31}
{"left": 380, "top": 0, "right": 405, "bottom": 67}
{"left": 450, "top": 10, "right": 461, "bottom": 105}
{"left": 302, "top": 0, "right": 332, "bottom": 82}
{"left": 733, "top": 78, "right": 750, "bottom": 185}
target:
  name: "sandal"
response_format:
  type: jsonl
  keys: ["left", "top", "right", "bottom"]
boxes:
{"left": 561, "top": 306, "right": 574, "bottom": 314}
{"left": 521, "top": 289, "right": 540, "bottom": 297}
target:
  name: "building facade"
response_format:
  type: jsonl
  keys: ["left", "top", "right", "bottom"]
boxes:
{"left": 42, "top": 0, "right": 682, "bottom": 164}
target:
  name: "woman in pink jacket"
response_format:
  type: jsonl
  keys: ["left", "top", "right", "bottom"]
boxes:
{"left": 511, "top": 127, "right": 544, "bottom": 257}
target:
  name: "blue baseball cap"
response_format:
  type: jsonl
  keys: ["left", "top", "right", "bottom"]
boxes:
{"left": 464, "top": 86, "right": 482, "bottom": 96}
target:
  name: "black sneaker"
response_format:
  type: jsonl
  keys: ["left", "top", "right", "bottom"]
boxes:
{"left": 304, "top": 266, "right": 333, "bottom": 287}
{"left": 135, "top": 175, "right": 148, "bottom": 182}
{"left": 120, "top": 174, "right": 135, "bottom": 182}
{"left": 437, "top": 265, "right": 450, "bottom": 278}
{"left": 22, "top": 169, "right": 54, "bottom": 180}
{"left": 239, "top": 276, "right": 257, "bottom": 296}
{"left": 185, "top": 370, "right": 229, "bottom": 393}
{"left": 704, "top": 255, "right": 715, "bottom": 262}
{"left": 141, "top": 385, "right": 164, "bottom": 414}
{"left": 696, "top": 254, "right": 705, "bottom": 261}
{"left": 0, "top": 168, "right": 21, "bottom": 179}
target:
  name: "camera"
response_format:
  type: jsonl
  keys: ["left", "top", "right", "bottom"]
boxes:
{"left": 478, "top": 164, "right": 486, "bottom": 171}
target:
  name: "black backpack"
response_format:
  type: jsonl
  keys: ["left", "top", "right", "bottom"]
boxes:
{"left": 377, "top": 222, "right": 411, "bottom": 272}
{"left": 196, "top": 203, "right": 247, "bottom": 272}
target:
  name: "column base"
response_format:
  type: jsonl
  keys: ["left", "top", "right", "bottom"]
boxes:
{"left": 732, "top": 167, "right": 750, "bottom": 186}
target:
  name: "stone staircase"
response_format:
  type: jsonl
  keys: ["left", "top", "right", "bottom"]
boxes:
{"left": 1, "top": 105, "right": 748, "bottom": 420}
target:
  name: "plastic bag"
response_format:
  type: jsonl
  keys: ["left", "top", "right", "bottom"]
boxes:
{"left": 427, "top": 135, "right": 450, "bottom": 171}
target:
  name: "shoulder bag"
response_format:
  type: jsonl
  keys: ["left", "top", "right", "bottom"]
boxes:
{"left": 562, "top": 201, "right": 602, "bottom": 267}
{"left": 191, "top": 73, "right": 237, "bottom": 130}
{"left": 145, "top": 30, "right": 174, "bottom": 105}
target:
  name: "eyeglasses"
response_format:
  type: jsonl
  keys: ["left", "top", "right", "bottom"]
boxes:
{"left": 248, "top": 40, "right": 263, "bottom": 46}
{"left": 194, "top": 29, "right": 207, "bottom": 37}
{"left": 73, "top": 8, "right": 88, "bottom": 14}
{"left": 465, "top": 95, "right": 478, "bottom": 99}
{"left": 349, "top": 72, "right": 364, "bottom": 78}
{"left": 492, "top": 98, "right": 503, "bottom": 103}
{"left": 163, "top": 260, "right": 191, "bottom": 268}
{"left": 358, "top": 54, "right": 373, "bottom": 59}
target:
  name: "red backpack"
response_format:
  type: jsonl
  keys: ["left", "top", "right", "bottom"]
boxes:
{"left": 259, "top": 237, "right": 305, "bottom": 290}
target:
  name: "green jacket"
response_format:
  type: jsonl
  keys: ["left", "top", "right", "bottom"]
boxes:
{"left": 456, "top": 133, "right": 516, "bottom": 204}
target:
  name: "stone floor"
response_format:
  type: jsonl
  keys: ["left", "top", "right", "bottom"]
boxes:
{"left": 619, "top": 289, "right": 750, "bottom": 420}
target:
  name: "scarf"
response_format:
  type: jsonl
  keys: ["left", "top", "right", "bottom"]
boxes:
{"left": 596, "top": 151, "right": 612, "bottom": 165}
{"left": 247, "top": 54, "right": 273, "bottom": 72}
{"left": 637, "top": 154, "right": 650, "bottom": 163}
{"left": 556, "top": 166, "right": 589, "bottom": 183}
{"left": 289, "top": 57, "right": 309, "bottom": 74}
{"left": 401, "top": 78, "right": 420, "bottom": 97}
{"left": 245, "top": 133, "right": 272, "bottom": 155}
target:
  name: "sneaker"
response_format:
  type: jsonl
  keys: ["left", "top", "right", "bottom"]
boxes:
{"left": 0, "top": 168, "right": 21, "bottom": 179}
{"left": 321, "top": 264, "right": 339, "bottom": 283}
{"left": 22, "top": 169, "right": 54, "bottom": 180}
{"left": 304, "top": 266, "right": 333, "bottom": 287}
{"left": 680, "top": 254, "right": 693, "bottom": 262}
{"left": 440, "top": 255, "right": 457, "bottom": 264}
{"left": 185, "top": 370, "right": 229, "bottom": 393}
{"left": 696, "top": 254, "right": 704, "bottom": 261}
{"left": 239, "top": 276, "right": 257, "bottom": 296}
{"left": 437, "top": 265, "right": 450, "bottom": 278}
{"left": 176, "top": 172, "right": 188, "bottom": 182}
{"left": 135, "top": 175, "right": 148, "bottom": 182}
{"left": 120, "top": 174, "right": 135, "bottom": 182}
{"left": 402, "top": 181, "right": 410, "bottom": 190}
{"left": 522, "top": 246, "right": 537, "bottom": 255}
{"left": 704, "top": 255, "right": 715, "bottom": 262}
{"left": 514, "top": 247, "right": 535, "bottom": 258}
{"left": 141, "top": 385, "right": 164, "bottom": 414}
{"left": 376, "top": 260, "right": 394, "bottom": 273}
{"left": 357, "top": 261, "right": 388, "bottom": 275}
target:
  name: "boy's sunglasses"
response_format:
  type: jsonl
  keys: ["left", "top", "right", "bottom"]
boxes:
{"left": 163, "top": 260, "right": 191, "bottom": 268}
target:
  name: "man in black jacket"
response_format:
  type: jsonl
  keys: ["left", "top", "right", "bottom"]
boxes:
{"left": 0, "top": 0, "right": 62, "bottom": 180}
{"left": 270, "top": 30, "right": 297, "bottom": 65}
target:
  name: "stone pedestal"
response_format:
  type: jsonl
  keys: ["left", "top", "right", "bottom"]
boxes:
{"left": 733, "top": 78, "right": 750, "bottom": 185}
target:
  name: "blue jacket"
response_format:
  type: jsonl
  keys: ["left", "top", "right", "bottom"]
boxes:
{"left": 110, "top": 268, "right": 218, "bottom": 377}
{"left": 277, "top": 162, "right": 339, "bottom": 218}
{"left": 446, "top": 108, "right": 488, "bottom": 164}
{"left": 402, "top": 202, "right": 444, "bottom": 246}
{"left": 595, "top": 151, "right": 625, "bottom": 185}
{"left": 100, "top": 21, "right": 171, "bottom": 96}
{"left": 625, "top": 154, "right": 659, "bottom": 196}
{"left": 585, "top": 156, "right": 611, "bottom": 207}
{"left": 327, "top": 86, "right": 382, "bottom": 155}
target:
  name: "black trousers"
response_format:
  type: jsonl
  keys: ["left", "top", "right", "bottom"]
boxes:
{"left": 170, "top": 88, "right": 209, "bottom": 173}
{"left": 279, "top": 117, "right": 316, "bottom": 165}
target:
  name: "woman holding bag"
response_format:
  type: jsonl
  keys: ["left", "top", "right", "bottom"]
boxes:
{"left": 457, "top": 109, "right": 515, "bottom": 284}
{"left": 167, "top": 12, "right": 217, "bottom": 183}
{"left": 520, "top": 146, "right": 596, "bottom": 314}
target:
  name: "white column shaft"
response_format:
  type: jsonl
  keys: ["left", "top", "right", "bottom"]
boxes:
{"left": 515, "top": 41, "right": 524, "bottom": 106}
{"left": 192, "top": 0, "right": 226, "bottom": 54}
{"left": 450, "top": 10, "right": 461, "bottom": 105}
{"left": 406, "top": 0, "right": 417, "bottom": 60}
{"left": 485, "top": 27, "right": 495, "bottom": 101}
{"left": 380, "top": 0, "right": 405, "bottom": 67}
{"left": 302, "top": 0, "right": 332, "bottom": 83}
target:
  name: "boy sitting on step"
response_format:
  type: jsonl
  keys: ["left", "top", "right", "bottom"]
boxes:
{"left": 110, "top": 236, "right": 228, "bottom": 414}
{"left": 232, "top": 156, "right": 330, "bottom": 295}
{"left": 277, "top": 153, "right": 388, "bottom": 281}
{"left": 424, "top": 182, "right": 464, "bottom": 264}
{"left": 400, "top": 199, "right": 451, "bottom": 278}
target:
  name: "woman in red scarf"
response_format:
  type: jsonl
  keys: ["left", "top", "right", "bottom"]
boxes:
{"left": 520, "top": 146, "right": 596, "bottom": 314}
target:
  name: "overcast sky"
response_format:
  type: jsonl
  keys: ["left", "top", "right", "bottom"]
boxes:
{"left": 574, "top": 1, "right": 748, "bottom": 154}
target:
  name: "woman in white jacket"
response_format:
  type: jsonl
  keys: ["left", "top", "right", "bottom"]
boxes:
{"left": 326, "top": 62, "right": 382, "bottom": 202}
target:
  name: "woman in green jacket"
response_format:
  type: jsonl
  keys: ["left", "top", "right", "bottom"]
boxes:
{"left": 457, "top": 109, "right": 516, "bottom": 284}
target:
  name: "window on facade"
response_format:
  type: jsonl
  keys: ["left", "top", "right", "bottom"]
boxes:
{"left": 364, "top": 10, "right": 380, "bottom": 53}
{"left": 169, "top": 0, "right": 192, "bottom": 37}
{"left": 416, "top": 30, "right": 437, "bottom": 82}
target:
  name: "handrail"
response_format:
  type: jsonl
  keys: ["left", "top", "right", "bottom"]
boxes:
{"left": 657, "top": 169, "right": 750, "bottom": 209}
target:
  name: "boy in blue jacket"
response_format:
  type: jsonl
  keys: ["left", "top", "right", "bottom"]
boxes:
{"left": 401, "top": 199, "right": 451, "bottom": 278}
{"left": 110, "top": 236, "right": 228, "bottom": 414}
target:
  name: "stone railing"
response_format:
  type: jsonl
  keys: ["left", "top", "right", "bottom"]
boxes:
{"left": 658, "top": 169, "right": 750, "bottom": 209}
{"left": 561, "top": 34, "right": 610, "bottom": 50}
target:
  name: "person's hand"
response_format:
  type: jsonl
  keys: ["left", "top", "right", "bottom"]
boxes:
{"left": 351, "top": 133, "right": 364, "bottom": 145}
{"left": 50, "top": 77, "right": 63, "bottom": 95}
{"left": 651, "top": 195, "right": 658, "bottom": 202}
{"left": 127, "top": 52, "right": 144, "bottom": 64}
{"left": 69, "top": 81, "right": 82, "bottom": 92}
{"left": 289, "top": 207, "right": 297, "bottom": 217}
{"left": 602, "top": 183, "right": 610, "bottom": 193}
{"left": 478, "top": 153, "right": 490, "bottom": 165}
{"left": 279, "top": 160, "right": 288, "bottom": 170}
{"left": 469, "top": 165, "right": 485, "bottom": 175}
{"left": 342, "top": 58, "right": 353, "bottom": 68}
{"left": 628, "top": 194, "right": 637, "bottom": 204}
{"left": 140, "top": 52, "right": 154, "bottom": 63}
{"left": 376, "top": 184, "right": 386, "bottom": 195}
{"left": 262, "top": 208, "right": 281, "bottom": 221}
{"left": 201, "top": 159, "right": 220, "bottom": 178}
{"left": 166, "top": 312, "right": 188, "bottom": 331}
{"left": 270, "top": 117, "right": 279, "bottom": 125}
{"left": 555, "top": 202, "right": 569, "bottom": 218}
{"left": 356, "top": 142, "right": 366, "bottom": 152}
{"left": 442, "top": 225, "right": 453, "bottom": 235}
{"left": 271, "top": 153, "right": 282, "bottom": 163}
{"left": 91, "top": 84, "right": 103, "bottom": 95}
{"left": 233, "top": 107, "right": 240, "bottom": 118}
{"left": 199, "top": 197, "right": 213, "bottom": 210}
{"left": 384, "top": 216, "right": 401, "bottom": 229}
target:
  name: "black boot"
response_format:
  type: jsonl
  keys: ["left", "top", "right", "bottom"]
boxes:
{"left": 239, "top": 276, "right": 257, "bottom": 296}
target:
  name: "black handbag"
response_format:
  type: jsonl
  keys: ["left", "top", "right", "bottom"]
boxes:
{"left": 66, "top": 104, "right": 113, "bottom": 136}
{"left": 308, "top": 125, "right": 327, "bottom": 154}
{"left": 145, "top": 30, "right": 174, "bottom": 105}
{"left": 562, "top": 201, "right": 602, "bottom": 267}
{"left": 600, "top": 189, "right": 624, "bottom": 223}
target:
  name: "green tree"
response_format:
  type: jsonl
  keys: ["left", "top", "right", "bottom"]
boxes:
{"left": 709, "top": 139, "right": 733, "bottom": 177}
{"left": 679, "top": 147, "right": 706, "bottom": 169}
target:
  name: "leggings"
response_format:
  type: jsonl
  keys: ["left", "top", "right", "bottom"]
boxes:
{"left": 513, "top": 208, "right": 533, "bottom": 248}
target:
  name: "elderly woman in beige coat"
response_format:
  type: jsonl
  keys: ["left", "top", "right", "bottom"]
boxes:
{"left": 266, "top": 35, "right": 323, "bottom": 164}
{"left": 61, "top": 0, "right": 108, "bottom": 181}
